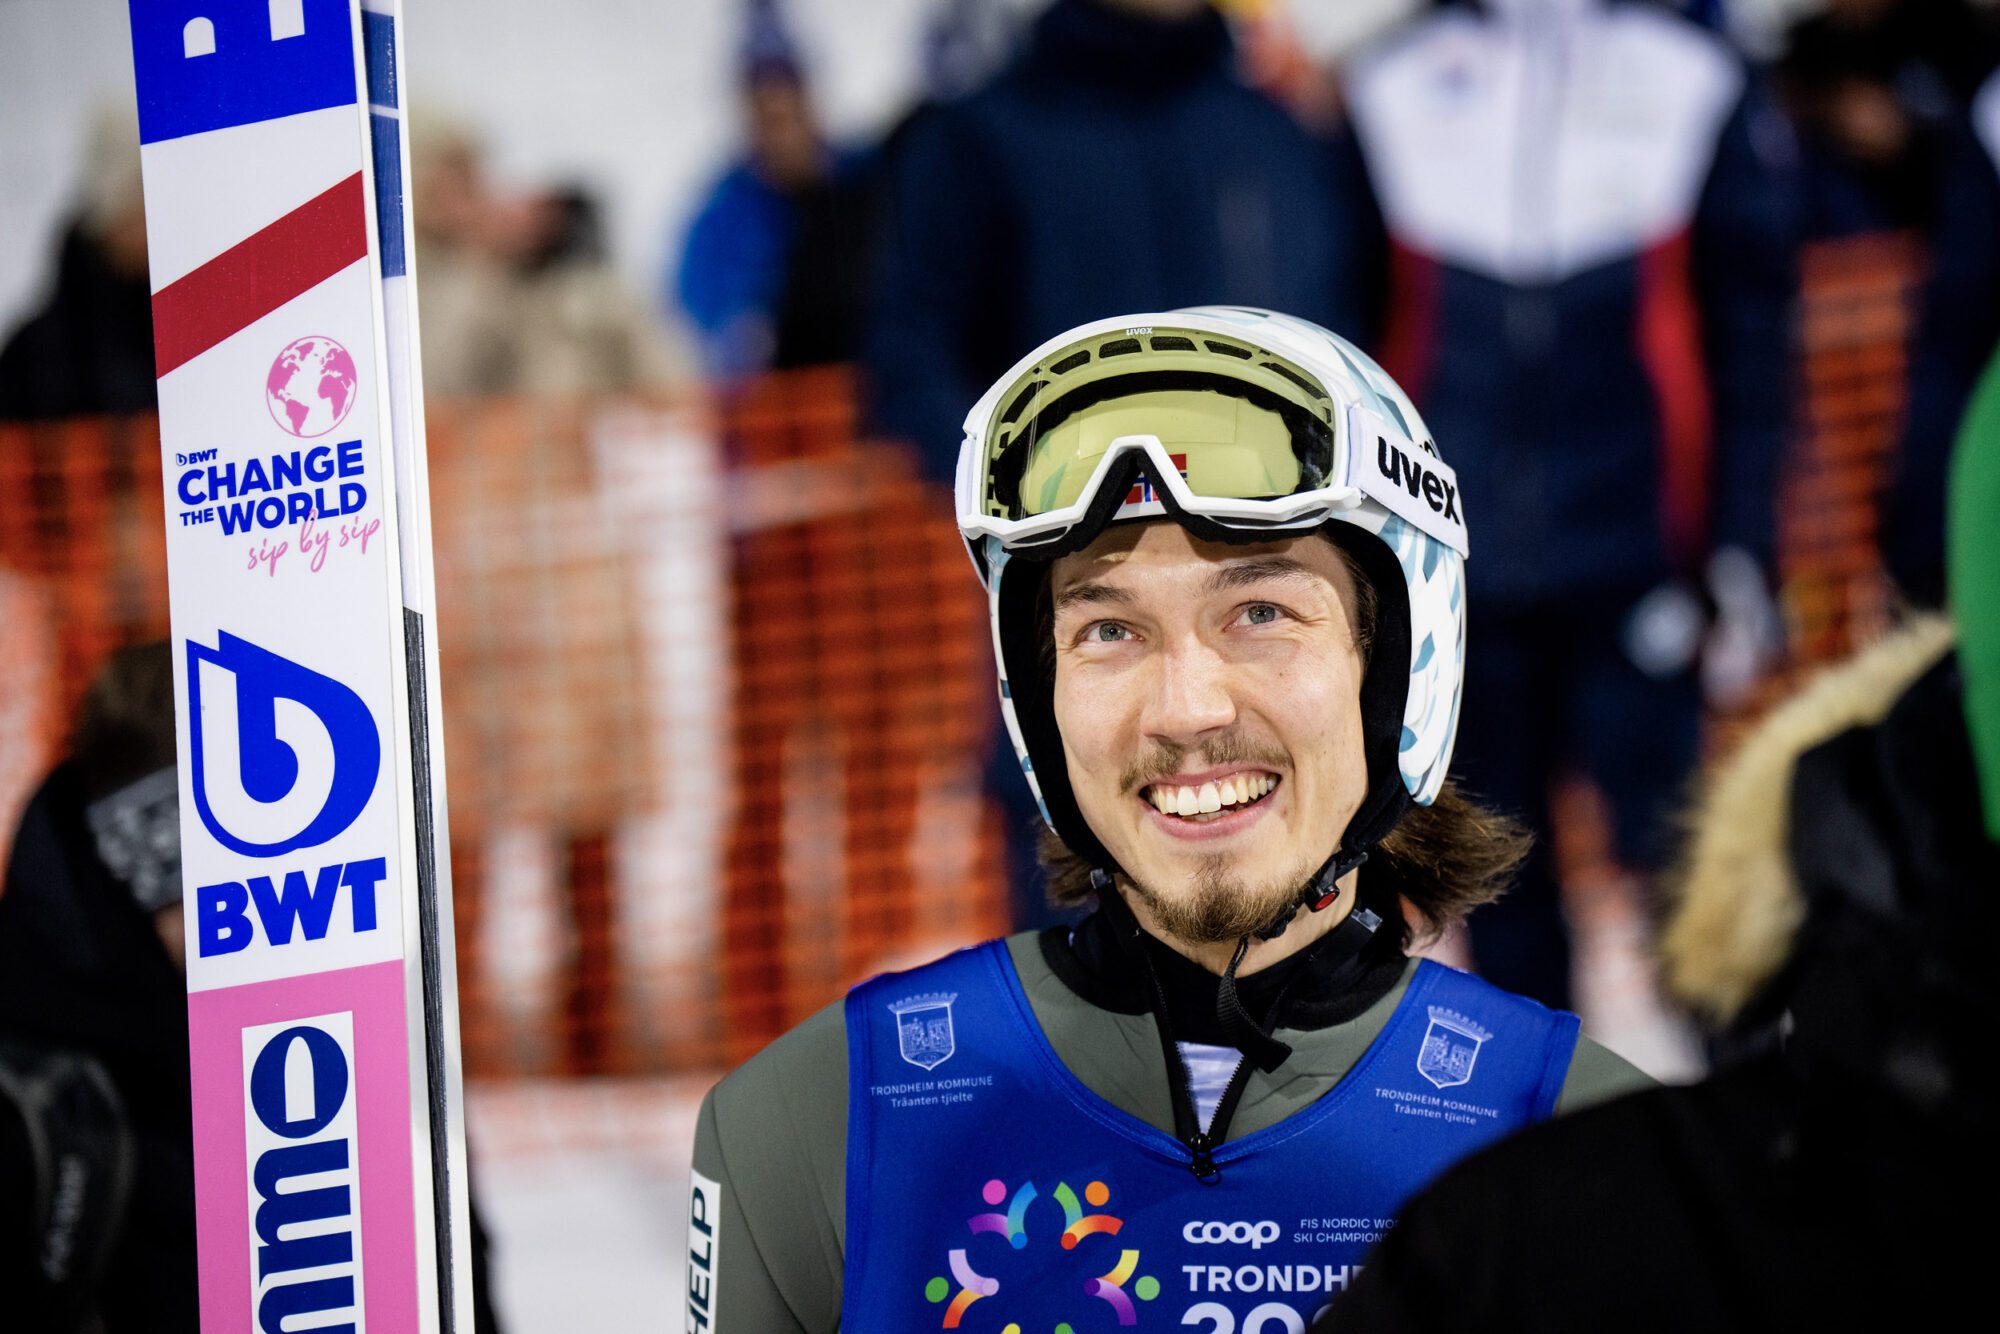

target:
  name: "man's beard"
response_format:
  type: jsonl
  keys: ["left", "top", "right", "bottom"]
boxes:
{"left": 1116, "top": 733, "right": 1319, "bottom": 942}
{"left": 1121, "top": 850, "right": 1321, "bottom": 944}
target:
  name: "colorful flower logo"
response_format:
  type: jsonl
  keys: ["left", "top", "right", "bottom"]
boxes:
{"left": 923, "top": 1177, "right": 1162, "bottom": 1329}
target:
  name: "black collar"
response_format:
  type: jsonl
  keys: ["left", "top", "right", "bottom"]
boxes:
{"left": 1038, "top": 898, "right": 1408, "bottom": 1046}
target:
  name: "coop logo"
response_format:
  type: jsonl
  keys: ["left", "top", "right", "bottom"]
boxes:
{"left": 242, "top": 1011, "right": 364, "bottom": 1333}
{"left": 1183, "top": 1220, "right": 1282, "bottom": 1250}
{"left": 186, "top": 632, "right": 380, "bottom": 859}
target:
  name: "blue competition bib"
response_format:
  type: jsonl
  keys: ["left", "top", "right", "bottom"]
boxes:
{"left": 842, "top": 942, "right": 1578, "bottom": 1332}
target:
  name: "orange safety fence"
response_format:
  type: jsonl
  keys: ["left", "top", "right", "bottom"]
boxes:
{"left": 1778, "top": 231, "right": 1920, "bottom": 664}
{"left": 0, "top": 366, "right": 1010, "bottom": 1079}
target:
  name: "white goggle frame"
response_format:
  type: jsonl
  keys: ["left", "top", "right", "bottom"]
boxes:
{"left": 956, "top": 430, "right": 1367, "bottom": 556}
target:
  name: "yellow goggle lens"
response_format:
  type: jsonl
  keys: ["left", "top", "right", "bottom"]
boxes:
{"left": 1017, "top": 388, "right": 1305, "bottom": 516}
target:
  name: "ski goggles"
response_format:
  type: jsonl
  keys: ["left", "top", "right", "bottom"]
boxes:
{"left": 956, "top": 325, "right": 1468, "bottom": 565}
{"left": 959, "top": 326, "right": 1356, "bottom": 559}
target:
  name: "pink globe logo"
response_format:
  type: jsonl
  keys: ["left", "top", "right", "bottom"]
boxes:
{"left": 265, "top": 336, "right": 359, "bottom": 438}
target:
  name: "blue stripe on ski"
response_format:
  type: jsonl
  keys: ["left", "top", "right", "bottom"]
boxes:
{"left": 362, "top": 9, "right": 398, "bottom": 109}
{"left": 369, "top": 112, "right": 406, "bottom": 278}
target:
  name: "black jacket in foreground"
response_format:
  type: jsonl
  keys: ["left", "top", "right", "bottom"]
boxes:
{"left": 1318, "top": 625, "right": 1997, "bottom": 1331}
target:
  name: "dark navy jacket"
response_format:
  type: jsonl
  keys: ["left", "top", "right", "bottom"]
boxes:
{"left": 865, "top": 0, "right": 1371, "bottom": 482}
{"left": 1344, "top": 0, "right": 1802, "bottom": 609}
{"left": 1892, "top": 76, "right": 2000, "bottom": 603}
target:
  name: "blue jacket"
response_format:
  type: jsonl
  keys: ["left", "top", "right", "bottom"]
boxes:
{"left": 674, "top": 163, "right": 794, "bottom": 379}
{"left": 1344, "top": 0, "right": 1802, "bottom": 608}
{"left": 865, "top": 0, "right": 1372, "bottom": 482}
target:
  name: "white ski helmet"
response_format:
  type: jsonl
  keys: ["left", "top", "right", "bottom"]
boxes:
{"left": 956, "top": 307, "right": 1469, "bottom": 911}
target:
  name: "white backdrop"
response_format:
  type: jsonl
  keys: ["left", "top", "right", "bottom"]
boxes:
{"left": 0, "top": 0, "right": 1834, "bottom": 344}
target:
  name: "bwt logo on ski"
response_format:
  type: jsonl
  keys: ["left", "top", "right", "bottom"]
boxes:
{"left": 197, "top": 856, "right": 387, "bottom": 960}
{"left": 241, "top": 1011, "right": 364, "bottom": 1333}
{"left": 187, "top": 633, "right": 378, "bottom": 857}
{"left": 186, "top": 633, "right": 385, "bottom": 959}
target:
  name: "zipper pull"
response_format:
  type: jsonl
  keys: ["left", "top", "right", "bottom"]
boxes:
{"left": 1186, "top": 1131, "right": 1222, "bottom": 1185}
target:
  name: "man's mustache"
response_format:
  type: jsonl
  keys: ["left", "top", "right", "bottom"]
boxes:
{"left": 1120, "top": 735, "right": 1291, "bottom": 795}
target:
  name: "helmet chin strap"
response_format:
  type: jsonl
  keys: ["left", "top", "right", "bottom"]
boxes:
{"left": 1253, "top": 842, "right": 1372, "bottom": 941}
{"left": 1090, "top": 845, "right": 1386, "bottom": 1076}
{"left": 1223, "top": 850, "right": 1385, "bottom": 1072}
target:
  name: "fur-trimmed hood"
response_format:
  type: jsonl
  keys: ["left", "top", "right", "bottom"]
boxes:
{"left": 1662, "top": 617, "right": 1956, "bottom": 1024}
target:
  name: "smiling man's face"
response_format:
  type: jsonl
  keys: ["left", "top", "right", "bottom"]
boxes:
{"left": 1049, "top": 521, "right": 1371, "bottom": 944}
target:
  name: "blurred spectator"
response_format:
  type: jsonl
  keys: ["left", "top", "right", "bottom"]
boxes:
{"left": 1340, "top": 0, "right": 1802, "bottom": 1007}
{"left": 0, "top": 645, "right": 196, "bottom": 1331}
{"left": 1316, "top": 349, "right": 2000, "bottom": 1329}
{"left": 1776, "top": 0, "right": 2000, "bottom": 237}
{"left": 0, "top": 645, "right": 507, "bottom": 1333}
{"left": 1318, "top": 624, "right": 1991, "bottom": 1330}
{"left": 413, "top": 115, "right": 684, "bottom": 398}
{"left": 502, "top": 182, "right": 689, "bottom": 394}
{"left": 673, "top": 0, "right": 874, "bottom": 378}
{"left": 866, "top": 0, "right": 1371, "bottom": 484}
{"left": 0, "top": 108, "right": 155, "bottom": 421}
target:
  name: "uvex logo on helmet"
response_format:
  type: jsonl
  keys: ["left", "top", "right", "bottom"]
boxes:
{"left": 1376, "top": 436, "right": 1460, "bottom": 523}
{"left": 1350, "top": 403, "right": 1468, "bottom": 557}
{"left": 1183, "top": 1220, "right": 1282, "bottom": 1249}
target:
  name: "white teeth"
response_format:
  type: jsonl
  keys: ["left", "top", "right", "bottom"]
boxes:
{"left": 1146, "top": 774, "right": 1279, "bottom": 818}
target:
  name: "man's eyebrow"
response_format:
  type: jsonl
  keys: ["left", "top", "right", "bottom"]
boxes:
{"left": 1051, "top": 580, "right": 1136, "bottom": 615}
{"left": 1204, "top": 555, "right": 1326, "bottom": 595}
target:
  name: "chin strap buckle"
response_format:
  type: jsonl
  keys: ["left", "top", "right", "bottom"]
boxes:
{"left": 1306, "top": 847, "right": 1369, "bottom": 914}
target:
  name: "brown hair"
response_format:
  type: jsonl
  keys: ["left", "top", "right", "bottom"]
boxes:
{"left": 1028, "top": 533, "right": 1527, "bottom": 946}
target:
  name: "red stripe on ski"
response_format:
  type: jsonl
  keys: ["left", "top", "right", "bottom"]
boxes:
{"left": 151, "top": 173, "right": 369, "bottom": 378}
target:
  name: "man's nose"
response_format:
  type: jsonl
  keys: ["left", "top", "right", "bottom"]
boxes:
{"left": 1141, "top": 636, "right": 1237, "bottom": 741}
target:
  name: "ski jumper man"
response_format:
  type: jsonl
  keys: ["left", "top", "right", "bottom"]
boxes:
{"left": 687, "top": 309, "right": 1652, "bottom": 1332}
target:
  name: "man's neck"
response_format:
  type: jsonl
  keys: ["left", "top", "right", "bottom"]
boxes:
{"left": 1117, "top": 868, "right": 1362, "bottom": 977}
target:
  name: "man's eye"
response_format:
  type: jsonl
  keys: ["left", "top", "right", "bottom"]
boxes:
{"left": 1244, "top": 603, "right": 1281, "bottom": 625}
{"left": 1089, "top": 622, "right": 1130, "bottom": 643}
